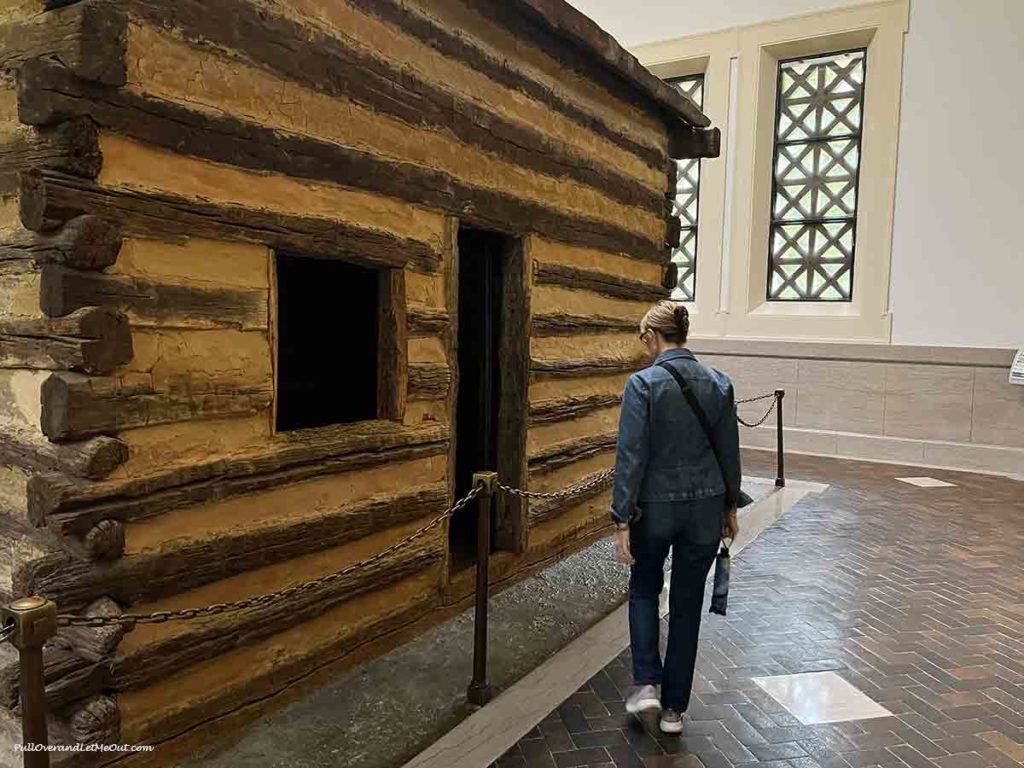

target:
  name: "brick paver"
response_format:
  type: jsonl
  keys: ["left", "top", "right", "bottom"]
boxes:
{"left": 492, "top": 454, "right": 1024, "bottom": 767}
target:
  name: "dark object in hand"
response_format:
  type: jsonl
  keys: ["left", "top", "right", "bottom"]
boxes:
{"left": 709, "top": 545, "right": 730, "bottom": 616}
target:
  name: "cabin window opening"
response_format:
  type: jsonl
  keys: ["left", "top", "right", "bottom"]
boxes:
{"left": 768, "top": 48, "right": 866, "bottom": 301}
{"left": 274, "top": 253, "right": 379, "bottom": 431}
{"left": 667, "top": 74, "right": 705, "bottom": 302}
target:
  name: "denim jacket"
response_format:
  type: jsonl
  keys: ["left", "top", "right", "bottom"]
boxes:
{"left": 611, "top": 349, "right": 741, "bottom": 525}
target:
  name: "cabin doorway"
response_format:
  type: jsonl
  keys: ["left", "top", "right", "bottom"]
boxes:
{"left": 450, "top": 227, "right": 528, "bottom": 571}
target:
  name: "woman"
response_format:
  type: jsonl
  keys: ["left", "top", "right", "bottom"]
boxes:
{"left": 611, "top": 300, "right": 741, "bottom": 734}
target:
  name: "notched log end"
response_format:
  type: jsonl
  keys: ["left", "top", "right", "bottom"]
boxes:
{"left": 53, "top": 215, "right": 122, "bottom": 269}
{"left": 77, "top": 307, "right": 133, "bottom": 373}
{"left": 83, "top": 519, "right": 124, "bottom": 560}
{"left": 67, "top": 694, "right": 120, "bottom": 744}
{"left": 662, "top": 261, "right": 678, "bottom": 291}
{"left": 40, "top": 370, "right": 75, "bottom": 441}
{"left": 668, "top": 126, "right": 721, "bottom": 160}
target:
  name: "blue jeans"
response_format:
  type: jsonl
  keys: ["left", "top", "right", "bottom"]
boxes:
{"left": 628, "top": 496, "right": 723, "bottom": 711}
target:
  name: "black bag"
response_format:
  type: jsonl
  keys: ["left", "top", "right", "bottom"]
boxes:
{"left": 710, "top": 544, "right": 730, "bottom": 616}
{"left": 658, "top": 362, "right": 747, "bottom": 617}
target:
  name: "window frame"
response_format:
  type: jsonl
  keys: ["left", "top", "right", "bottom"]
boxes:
{"left": 767, "top": 46, "right": 868, "bottom": 303}
{"left": 270, "top": 251, "right": 407, "bottom": 434}
{"left": 635, "top": 0, "right": 909, "bottom": 343}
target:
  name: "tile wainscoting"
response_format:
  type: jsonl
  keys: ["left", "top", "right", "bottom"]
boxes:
{"left": 689, "top": 339, "right": 1024, "bottom": 477}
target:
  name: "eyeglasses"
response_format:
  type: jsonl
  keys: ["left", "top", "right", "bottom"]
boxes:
{"left": 639, "top": 329, "right": 653, "bottom": 343}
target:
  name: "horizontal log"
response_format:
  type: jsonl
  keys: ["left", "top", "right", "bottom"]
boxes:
{"left": 532, "top": 312, "right": 639, "bottom": 336}
{"left": 0, "top": 644, "right": 109, "bottom": 712}
{"left": 533, "top": 261, "right": 669, "bottom": 302}
{"left": 0, "top": 0, "right": 127, "bottom": 86}
{"left": 528, "top": 467, "right": 614, "bottom": 525}
{"left": 18, "top": 169, "right": 441, "bottom": 273}
{"left": 29, "top": 421, "right": 448, "bottom": 534}
{"left": 408, "top": 306, "right": 450, "bottom": 337}
{"left": 0, "top": 118, "right": 101, "bottom": 179}
{"left": 55, "top": 597, "right": 125, "bottom": 663}
{"left": 40, "top": 370, "right": 273, "bottom": 442}
{"left": 408, "top": 363, "right": 451, "bottom": 401}
{"left": 0, "top": 305, "right": 132, "bottom": 373}
{"left": 38, "top": 264, "right": 268, "bottom": 330}
{"left": 129, "top": 0, "right": 667, "bottom": 177}
{"left": 469, "top": 0, "right": 710, "bottom": 130}
{"left": 529, "top": 393, "right": 622, "bottom": 425}
{"left": 110, "top": 537, "right": 444, "bottom": 691}
{"left": 0, "top": 432, "right": 127, "bottom": 480}
{"left": 18, "top": 60, "right": 665, "bottom": 262}
{"left": 531, "top": 356, "right": 644, "bottom": 379}
{"left": 668, "top": 126, "right": 722, "bottom": 160}
{"left": 0, "top": 215, "right": 123, "bottom": 269}
{"left": 24, "top": 485, "right": 448, "bottom": 608}
{"left": 0, "top": 510, "right": 64, "bottom": 598}
{"left": 528, "top": 431, "right": 617, "bottom": 475}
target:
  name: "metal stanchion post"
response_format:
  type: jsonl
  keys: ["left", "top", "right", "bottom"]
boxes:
{"left": 1, "top": 597, "right": 58, "bottom": 768}
{"left": 467, "top": 471, "right": 497, "bottom": 706}
{"left": 775, "top": 389, "right": 786, "bottom": 488}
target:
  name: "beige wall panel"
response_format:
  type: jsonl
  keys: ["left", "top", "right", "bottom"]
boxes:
{"left": 408, "top": 336, "right": 448, "bottom": 365}
{"left": 532, "top": 285, "right": 650, "bottom": 323}
{"left": 401, "top": 0, "right": 667, "bottom": 143}
{"left": 110, "top": 237, "right": 270, "bottom": 289}
{"left": 119, "top": 568, "right": 438, "bottom": 743}
{"left": 125, "top": 455, "right": 446, "bottom": 555}
{"left": 126, "top": 26, "right": 662, "bottom": 243}
{"left": 122, "top": 329, "right": 273, "bottom": 393}
{"left": 970, "top": 368, "right": 1024, "bottom": 449}
{"left": 406, "top": 273, "right": 447, "bottom": 309}
{"left": 98, "top": 135, "right": 447, "bottom": 254}
{"left": 531, "top": 334, "right": 641, "bottom": 364}
{"left": 527, "top": 407, "right": 620, "bottom": 455}
{"left": 882, "top": 363, "right": 974, "bottom": 442}
{"left": 530, "top": 237, "right": 664, "bottom": 284}
{"left": 261, "top": 0, "right": 665, "bottom": 192}
{"left": 119, "top": 516, "right": 445, "bottom": 657}
{"left": 698, "top": 354, "right": 798, "bottom": 424}
{"left": 529, "top": 372, "right": 631, "bottom": 404}
{"left": 795, "top": 359, "right": 886, "bottom": 436}
{"left": 530, "top": 452, "right": 615, "bottom": 494}
{"left": 111, "top": 415, "right": 272, "bottom": 481}
{"left": 0, "top": 260, "right": 40, "bottom": 320}
{"left": 403, "top": 400, "right": 448, "bottom": 427}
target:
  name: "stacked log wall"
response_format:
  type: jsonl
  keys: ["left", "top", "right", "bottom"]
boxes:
{"left": 0, "top": 0, "right": 712, "bottom": 761}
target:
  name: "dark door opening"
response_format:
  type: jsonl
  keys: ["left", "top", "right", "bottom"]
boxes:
{"left": 451, "top": 229, "right": 505, "bottom": 570}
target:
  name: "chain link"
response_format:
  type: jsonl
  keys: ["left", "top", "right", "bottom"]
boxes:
{"left": 56, "top": 484, "right": 484, "bottom": 630}
{"left": 737, "top": 397, "right": 778, "bottom": 429}
{"left": 0, "top": 620, "right": 14, "bottom": 645}
{"left": 46, "top": 390, "right": 782, "bottom": 631}
{"left": 736, "top": 392, "right": 777, "bottom": 406}
{"left": 497, "top": 468, "right": 615, "bottom": 501}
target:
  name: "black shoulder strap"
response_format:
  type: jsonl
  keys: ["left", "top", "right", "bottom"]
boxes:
{"left": 657, "top": 361, "right": 734, "bottom": 508}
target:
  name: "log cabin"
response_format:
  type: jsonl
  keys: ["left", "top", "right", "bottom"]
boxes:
{"left": 0, "top": 0, "right": 717, "bottom": 762}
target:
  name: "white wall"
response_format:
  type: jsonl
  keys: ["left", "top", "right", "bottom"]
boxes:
{"left": 569, "top": 0, "right": 1024, "bottom": 349}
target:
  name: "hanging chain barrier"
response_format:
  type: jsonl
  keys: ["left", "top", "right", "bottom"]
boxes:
{"left": 53, "top": 484, "right": 484, "bottom": 631}
{"left": 736, "top": 395, "right": 778, "bottom": 429}
{"left": 1, "top": 390, "right": 784, "bottom": 636}
{"left": 0, "top": 619, "right": 14, "bottom": 645}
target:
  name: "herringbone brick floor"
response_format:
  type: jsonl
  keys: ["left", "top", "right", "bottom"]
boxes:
{"left": 492, "top": 454, "right": 1024, "bottom": 768}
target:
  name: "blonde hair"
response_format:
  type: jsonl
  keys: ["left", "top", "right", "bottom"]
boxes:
{"left": 641, "top": 300, "right": 689, "bottom": 344}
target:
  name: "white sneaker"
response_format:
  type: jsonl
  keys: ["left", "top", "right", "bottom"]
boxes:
{"left": 659, "top": 709, "right": 683, "bottom": 734}
{"left": 625, "top": 685, "right": 661, "bottom": 714}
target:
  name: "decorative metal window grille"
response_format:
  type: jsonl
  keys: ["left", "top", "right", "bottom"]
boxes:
{"left": 668, "top": 75, "right": 704, "bottom": 301}
{"left": 768, "top": 49, "right": 866, "bottom": 301}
